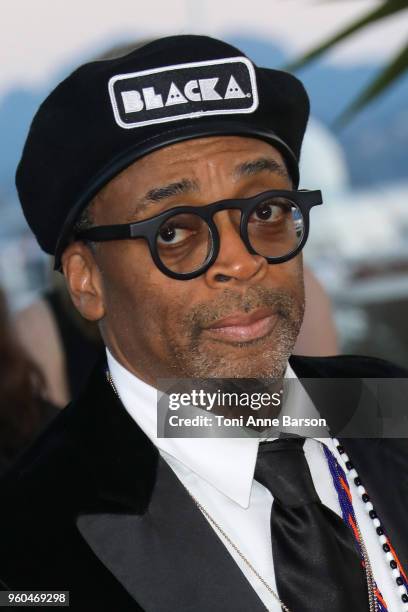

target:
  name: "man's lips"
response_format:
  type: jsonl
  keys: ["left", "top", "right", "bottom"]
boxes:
{"left": 203, "top": 307, "right": 279, "bottom": 342}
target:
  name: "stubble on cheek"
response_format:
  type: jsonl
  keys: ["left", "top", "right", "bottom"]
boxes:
{"left": 165, "top": 284, "right": 305, "bottom": 379}
{"left": 98, "top": 243, "right": 304, "bottom": 381}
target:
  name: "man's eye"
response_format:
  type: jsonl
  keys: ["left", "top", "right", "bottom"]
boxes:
{"left": 157, "top": 213, "right": 205, "bottom": 246}
{"left": 251, "top": 201, "right": 288, "bottom": 223}
{"left": 158, "top": 224, "right": 188, "bottom": 244}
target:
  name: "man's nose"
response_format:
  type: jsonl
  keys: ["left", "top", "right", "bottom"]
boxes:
{"left": 203, "top": 209, "right": 268, "bottom": 287}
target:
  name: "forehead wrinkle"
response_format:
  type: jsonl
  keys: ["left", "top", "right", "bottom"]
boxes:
{"left": 234, "top": 156, "right": 289, "bottom": 181}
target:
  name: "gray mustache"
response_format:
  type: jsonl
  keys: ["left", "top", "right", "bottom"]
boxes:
{"left": 183, "top": 286, "right": 297, "bottom": 330}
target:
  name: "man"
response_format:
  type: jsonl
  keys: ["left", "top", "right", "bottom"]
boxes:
{"left": 13, "top": 262, "right": 338, "bottom": 408}
{"left": 1, "top": 35, "right": 407, "bottom": 612}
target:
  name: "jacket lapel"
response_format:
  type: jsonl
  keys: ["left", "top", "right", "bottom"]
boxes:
{"left": 74, "top": 360, "right": 267, "bottom": 612}
{"left": 75, "top": 354, "right": 408, "bottom": 608}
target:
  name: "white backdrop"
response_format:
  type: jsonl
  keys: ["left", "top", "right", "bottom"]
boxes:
{"left": 1, "top": 0, "right": 407, "bottom": 97}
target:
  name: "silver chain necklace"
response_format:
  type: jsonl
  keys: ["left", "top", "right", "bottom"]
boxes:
{"left": 183, "top": 481, "right": 378, "bottom": 612}
{"left": 105, "top": 370, "right": 377, "bottom": 612}
{"left": 184, "top": 486, "right": 290, "bottom": 612}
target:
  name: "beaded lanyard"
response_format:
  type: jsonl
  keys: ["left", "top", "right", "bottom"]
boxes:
{"left": 324, "top": 442, "right": 408, "bottom": 611}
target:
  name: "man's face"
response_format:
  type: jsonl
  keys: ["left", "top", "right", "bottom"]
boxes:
{"left": 64, "top": 136, "right": 305, "bottom": 384}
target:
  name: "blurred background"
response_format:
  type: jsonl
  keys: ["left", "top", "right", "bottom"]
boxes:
{"left": 1, "top": 0, "right": 408, "bottom": 365}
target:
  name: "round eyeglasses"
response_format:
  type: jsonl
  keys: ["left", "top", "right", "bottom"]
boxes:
{"left": 75, "top": 189, "right": 323, "bottom": 280}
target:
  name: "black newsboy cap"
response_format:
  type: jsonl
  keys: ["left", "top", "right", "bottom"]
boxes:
{"left": 16, "top": 34, "right": 310, "bottom": 268}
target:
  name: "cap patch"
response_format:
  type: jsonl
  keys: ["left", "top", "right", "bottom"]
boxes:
{"left": 108, "top": 56, "right": 258, "bottom": 129}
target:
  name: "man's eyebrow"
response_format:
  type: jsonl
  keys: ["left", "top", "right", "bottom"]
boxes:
{"left": 126, "top": 178, "right": 199, "bottom": 220}
{"left": 128, "top": 178, "right": 199, "bottom": 219}
{"left": 145, "top": 178, "right": 198, "bottom": 203}
{"left": 234, "top": 157, "right": 289, "bottom": 180}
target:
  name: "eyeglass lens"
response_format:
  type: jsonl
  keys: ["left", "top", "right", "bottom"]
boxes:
{"left": 156, "top": 195, "right": 305, "bottom": 275}
{"left": 247, "top": 196, "right": 304, "bottom": 258}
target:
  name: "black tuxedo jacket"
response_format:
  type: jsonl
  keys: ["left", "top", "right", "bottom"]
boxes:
{"left": 0, "top": 354, "right": 407, "bottom": 612}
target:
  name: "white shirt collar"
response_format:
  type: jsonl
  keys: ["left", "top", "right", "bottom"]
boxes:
{"left": 106, "top": 348, "right": 329, "bottom": 508}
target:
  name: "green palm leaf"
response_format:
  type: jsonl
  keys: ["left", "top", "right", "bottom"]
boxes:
{"left": 285, "top": 0, "right": 408, "bottom": 71}
{"left": 334, "top": 41, "right": 408, "bottom": 126}
{"left": 284, "top": 0, "right": 408, "bottom": 123}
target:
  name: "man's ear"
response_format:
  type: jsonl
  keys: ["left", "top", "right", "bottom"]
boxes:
{"left": 61, "top": 242, "right": 105, "bottom": 321}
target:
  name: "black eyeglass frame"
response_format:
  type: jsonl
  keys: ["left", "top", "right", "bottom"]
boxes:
{"left": 75, "top": 189, "right": 323, "bottom": 280}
